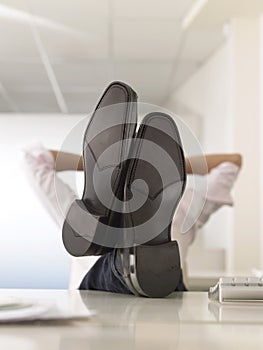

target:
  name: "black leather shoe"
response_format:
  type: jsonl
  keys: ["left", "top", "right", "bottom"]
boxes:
{"left": 120, "top": 112, "right": 186, "bottom": 297}
{"left": 62, "top": 81, "right": 137, "bottom": 256}
{"left": 62, "top": 81, "right": 186, "bottom": 298}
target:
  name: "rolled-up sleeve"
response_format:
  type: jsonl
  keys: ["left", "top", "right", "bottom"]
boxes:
{"left": 172, "top": 162, "right": 240, "bottom": 262}
{"left": 206, "top": 162, "right": 240, "bottom": 205}
{"left": 21, "top": 143, "right": 100, "bottom": 290}
{"left": 195, "top": 162, "right": 240, "bottom": 227}
{"left": 21, "top": 143, "right": 77, "bottom": 229}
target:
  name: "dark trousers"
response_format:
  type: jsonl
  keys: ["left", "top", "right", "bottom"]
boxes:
{"left": 79, "top": 249, "right": 187, "bottom": 294}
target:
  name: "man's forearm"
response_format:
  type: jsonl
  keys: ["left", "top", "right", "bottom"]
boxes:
{"left": 49, "top": 150, "right": 83, "bottom": 171}
{"left": 50, "top": 150, "right": 242, "bottom": 175}
{"left": 185, "top": 154, "right": 242, "bottom": 175}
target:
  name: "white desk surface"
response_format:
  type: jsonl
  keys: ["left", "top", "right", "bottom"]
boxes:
{"left": 0, "top": 289, "right": 263, "bottom": 349}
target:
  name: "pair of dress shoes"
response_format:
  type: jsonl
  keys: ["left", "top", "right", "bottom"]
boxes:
{"left": 62, "top": 81, "right": 186, "bottom": 297}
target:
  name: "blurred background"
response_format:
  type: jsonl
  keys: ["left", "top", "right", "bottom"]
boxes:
{"left": 0, "top": 0, "right": 262, "bottom": 289}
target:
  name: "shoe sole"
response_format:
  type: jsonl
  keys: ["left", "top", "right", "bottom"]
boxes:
{"left": 62, "top": 81, "right": 137, "bottom": 256}
{"left": 120, "top": 112, "right": 186, "bottom": 297}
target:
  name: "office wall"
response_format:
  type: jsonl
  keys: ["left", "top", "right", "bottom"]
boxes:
{"left": 166, "top": 18, "right": 263, "bottom": 275}
{"left": 260, "top": 15, "right": 263, "bottom": 270}
{"left": 0, "top": 115, "right": 85, "bottom": 288}
{"left": 229, "top": 18, "right": 261, "bottom": 272}
{"left": 165, "top": 42, "right": 233, "bottom": 273}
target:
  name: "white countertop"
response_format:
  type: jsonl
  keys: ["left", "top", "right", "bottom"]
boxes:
{"left": 0, "top": 289, "right": 263, "bottom": 349}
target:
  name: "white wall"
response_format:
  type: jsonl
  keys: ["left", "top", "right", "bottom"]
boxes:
{"left": 229, "top": 18, "right": 261, "bottom": 271}
{"left": 166, "top": 43, "right": 232, "bottom": 153}
{"left": 165, "top": 42, "right": 234, "bottom": 274}
{"left": 0, "top": 115, "right": 85, "bottom": 288}
{"left": 260, "top": 15, "right": 263, "bottom": 269}
{"left": 165, "top": 17, "right": 263, "bottom": 275}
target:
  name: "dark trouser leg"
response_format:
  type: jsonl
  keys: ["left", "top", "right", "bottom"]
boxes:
{"left": 79, "top": 250, "right": 132, "bottom": 294}
{"left": 79, "top": 250, "right": 187, "bottom": 294}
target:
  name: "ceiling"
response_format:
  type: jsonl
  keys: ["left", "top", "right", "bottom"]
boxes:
{"left": 187, "top": 0, "right": 263, "bottom": 30}
{"left": 0, "top": 0, "right": 225, "bottom": 113}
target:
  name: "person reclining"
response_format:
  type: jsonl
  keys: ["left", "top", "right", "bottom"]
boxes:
{"left": 22, "top": 82, "right": 242, "bottom": 297}
{"left": 23, "top": 144, "right": 241, "bottom": 293}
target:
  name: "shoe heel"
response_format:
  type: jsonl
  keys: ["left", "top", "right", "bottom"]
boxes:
{"left": 62, "top": 200, "right": 112, "bottom": 256}
{"left": 122, "top": 241, "right": 181, "bottom": 298}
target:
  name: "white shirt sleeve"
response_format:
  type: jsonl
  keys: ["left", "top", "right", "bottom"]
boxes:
{"left": 172, "top": 162, "right": 240, "bottom": 262}
{"left": 21, "top": 142, "right": 77, "bottom": 229}
{"left": 196, "top": 162, "right": 240, "bottom": 226}
{"left": 21, "top": 143, "right": 98, "bottom": 289}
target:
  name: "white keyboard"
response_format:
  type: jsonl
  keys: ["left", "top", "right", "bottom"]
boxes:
{"left": 209, "top": 277, "right": 263, "bottom": 303}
